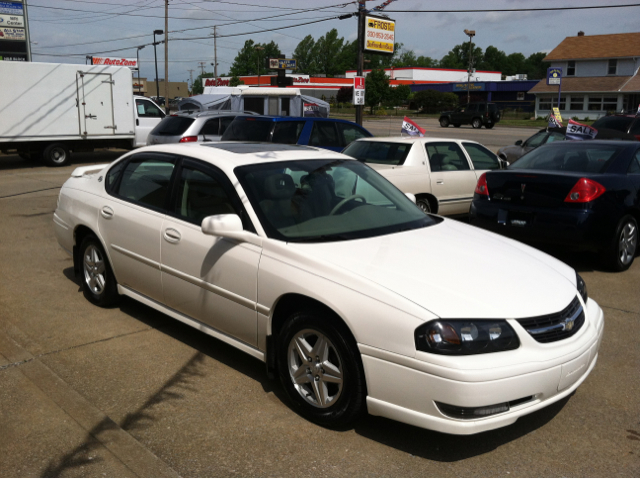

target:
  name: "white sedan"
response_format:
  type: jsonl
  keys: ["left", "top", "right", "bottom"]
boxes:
{"left": 53, "top": 143, "right": 603, "bottom": 434}
{"left": 343, "top": 136, "right": 505, "bottom": 216}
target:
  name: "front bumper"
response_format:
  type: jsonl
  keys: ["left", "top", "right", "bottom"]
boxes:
{"left": 360, "top": 298, "right": 604, "bottom": 435}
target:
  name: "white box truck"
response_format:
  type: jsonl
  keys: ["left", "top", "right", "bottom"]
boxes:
{"left": 0, "top": 61, "right": 165, "bottom": 166}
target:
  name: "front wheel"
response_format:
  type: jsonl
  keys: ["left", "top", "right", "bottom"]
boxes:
{"left": 471, "top": 118, "right": 482, "bottom": 129}
{"left": 416, "top": 198, "right": 432, "bottom": 213}
{"left": 602, "top": 215, "right": 638, "bottom": 271}
{"left": 439, "top": 117, "right": 450, "bottom": 128}
{"left": 79, "top": 236, "right": 119, "bottom": 306}
{"left": 277, "top": 310, "right": 366, "bottom": 428}
{"left": 42, "top": 143, "right": 71, "bottom": 167}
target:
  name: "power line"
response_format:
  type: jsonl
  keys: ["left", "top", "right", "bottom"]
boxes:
{"left": 383, "top": 3, "right": 640, "bottom": 12}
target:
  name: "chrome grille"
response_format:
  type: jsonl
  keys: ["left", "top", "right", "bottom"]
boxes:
{"left": 516, "top": 296, "right": 584, "bottom": 343}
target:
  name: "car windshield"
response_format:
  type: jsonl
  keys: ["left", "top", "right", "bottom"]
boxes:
{"left": 342, "top": 141, "right": 412, "bottom": 166}
{"left": 221, "top": 118, "right": 273, "bottom": 141}
{"left": 510, "top": 143, "right": 624, "bottom": 173}
{"left": 591, "top": 116, "right": 633, "bottom": 132}
{"left": 235, "top": 159, "right": 434, "bottom": 242}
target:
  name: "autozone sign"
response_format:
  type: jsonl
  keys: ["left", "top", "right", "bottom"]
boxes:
{"left": 91, "top": 57, "right": 138, "bottom": 69}
{"left": 204, "top": 77, "right": 231, "bottom": 87}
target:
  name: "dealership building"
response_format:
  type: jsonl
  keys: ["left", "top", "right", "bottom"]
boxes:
{"left": 530, "top": 31, "right": 640, "bottom": 119}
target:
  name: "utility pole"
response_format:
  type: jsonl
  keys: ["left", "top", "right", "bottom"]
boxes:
{"left": 355, "top": 2, "right": 365, "bottom": 126}
{"left": 464, "top": 29, "right": 476, "bottom": 106}
{"left": 213, "top": 26, "right": 218, "bottom": 80}
{"left": 164, "top": 0, "right": 169, "bottom": 112}
{"left": 198, "top": 62, "right": 206, "bottom": 76}
{"left": 187, "top": 69, "right": 195, "bottom": 92}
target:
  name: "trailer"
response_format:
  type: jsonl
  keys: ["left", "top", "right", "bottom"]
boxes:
{"left": 0, "top": 61, "right": 164, "bottom": 166}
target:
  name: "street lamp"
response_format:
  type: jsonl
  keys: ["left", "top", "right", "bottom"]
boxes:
{"left": 136, "top": 45, "right": 145, "bottom": 94}
{"left": 255, "top": 46, "right": 264, "bottom": 87}
{"left": 153, "top": 29, "right": 164, "bottom": 101}
{"left": 464, "top": 29, "right": 476, "bottom": 106}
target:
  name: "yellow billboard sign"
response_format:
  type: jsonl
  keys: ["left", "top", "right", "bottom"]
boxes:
{"left": 364, "top": 15, "right": 395, "bottom": 55}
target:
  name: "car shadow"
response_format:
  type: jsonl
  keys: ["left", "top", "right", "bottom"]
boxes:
{"left": 354, "top": 395, "right": 572, "bottom": 461}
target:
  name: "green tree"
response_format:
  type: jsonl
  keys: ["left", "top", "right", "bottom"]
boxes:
{"left": 314, "top": 29, "right": 346, "bottom": 76}
{"left": 336, "top": 86, "right": 353, "bottom": 104}
{"left": 229, "top": 39, "right": 282, "bottom": 76}
{"left": 229, "top": 76, "right": 244, "bottom": 87}
{"left": 191, "top": 72, "right": 213, "bottom": 95}
{"left": 293, "top": 35, "right": 317, "bottom": 74}
{"left": 440, "top": 42, "right": 483, "bottom": 70}
{"left": 387, "top": 84, "right": 411, "bottom": 106}
{"left": 503, "top": 52, "right": 526, "bottom": 76}
{"left": 480, "top": 45, "right": 507, "bottom": 73}
{"left": 365, "top": 68, "right": 390, "bottom": 113}
{"left": 524, "top": 52, "right": 547, "bottom": 79}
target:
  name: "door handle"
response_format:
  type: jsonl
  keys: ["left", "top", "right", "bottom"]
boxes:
{"left": 163, "top": 228, "right": 181, "bottom": 244}
{"left": 436, "top": 180, "right": 444, "bottom": 185}
{"left": 136, "top": 119, "right": 139, "bottom": 126}
{"left": 100, "top": 206, "right": 114, "bottom": 219}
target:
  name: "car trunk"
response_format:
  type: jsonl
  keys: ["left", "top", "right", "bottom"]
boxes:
{"left": 486, "top": 171, "right": 587, "bottom": 208}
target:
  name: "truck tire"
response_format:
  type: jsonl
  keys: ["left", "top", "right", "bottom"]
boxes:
{"left": 471, "top": 118, "right": 482, "bottom": 129}
{"left": 42, "top": 143, "right": 71, "bottom": 167}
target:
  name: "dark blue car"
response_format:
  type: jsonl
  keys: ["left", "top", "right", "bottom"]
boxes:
{"left": 469, "top": 140, "right": 640, "bottom": 271}
{"left": 220, "top": 116, "right": 372, "bottom": 152}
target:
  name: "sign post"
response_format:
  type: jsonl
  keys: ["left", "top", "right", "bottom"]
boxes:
{"left": 546, "top": 67, "right": 563, "bottom": 112}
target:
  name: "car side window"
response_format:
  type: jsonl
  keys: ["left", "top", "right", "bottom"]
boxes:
{"left": 525, "top": 132, "right": 548, "bottom": 148}
{"left": 466, "top": 104, "right": 477, "bottom": 113}
{"left": 309, "top": 122, "right": 341, "bottom": 148}
{"left": 219, "top": 116, "right": 234, "bottom": 135}
{"left": 628, "top": 151, "right": 640, "bottom": 174}
{"left": 272, "top": 121, "right": 306, "bottom": 144}
{"left": 199, "top": 118, "right": 220, "bottom": 136}
{"left": 426, "top": 142, "right": 471, "bottom": 172}
{"left": 546, "top": 132, "right": 565, "bottom": 143}
{"left": 136, "top": 99, "right": 164, "bottom": 118}
{"left": 105, "top": 159, "right": 127, "bottom": 194}
{"left": 172, "top": 164, "right": 236, "bottom": 224}
{"left": 463, "top": 143, "right": 500, "bottom": 170}
{"left": 115, "top": 157, "right": 175, "bottom": 211}
{"left": 337, "top": 123, "right": 369, "bottom": 146}
{"left": 477, "top": 104, "right": 486, "bottom": 113}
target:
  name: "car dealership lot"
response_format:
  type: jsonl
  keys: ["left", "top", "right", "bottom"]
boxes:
{"left": 1, "top": 147, "right": 639, "bottom": 477}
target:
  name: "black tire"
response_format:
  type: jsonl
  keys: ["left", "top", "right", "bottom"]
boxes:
{"left": 416, "top": 198, "right": 432, "bottom": 214}
{"left": 602, "top": 215, "right": 638, "bottom": 272}
{"left": 277, "top": 310, "right": 366, "bottom": 429}
{"left": 485, "top": 122, "right": 495, "bottom": 129}
{"left": 439, "top": 117, "right": 450, "bottom": 128}
{"left": 42, "top": 143, "right": 71, "bottom": 167}
{"left": 78, "top": 235, "right": 119, "bottom": 306}
{"left": 471, "top": 118, "right": 482, "bottom": 129}
{"left": 453, "top": 123, "right": 461, "bottom": 128}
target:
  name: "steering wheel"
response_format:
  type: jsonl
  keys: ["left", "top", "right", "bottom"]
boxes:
{"left": 329, "top": 194, "right": 366, "bottom": 215}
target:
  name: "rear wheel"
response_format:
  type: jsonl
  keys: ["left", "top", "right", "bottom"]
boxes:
{"left": 602, "top": 215, "right": 637, "bottom": 272}
{"left": 42, "top": 143, "right": 71, "bottom": 167}
{"left": 471, "top": 118, "right": 482, "bottom": 129}
{"left": 79, "top": 236, "right": 119, "bottom": 306}
{"left": 277, "top": 310, "right": 366, "bottom": 428}
{"left": 439, "top": 117, "right": 450, "bottom": 128}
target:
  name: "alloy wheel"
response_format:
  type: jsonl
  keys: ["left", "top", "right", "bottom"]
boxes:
{"left": 618, "top": 221, "right": 637, "bottom": 266}
{"left": 83, "top": 245, "right": 106, "bottom": 295}
{"left": 287, "top": 329, "right": 344, "bottom": 408}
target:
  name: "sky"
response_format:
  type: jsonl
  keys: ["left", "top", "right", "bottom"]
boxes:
{"left": 26, "top": 0, "right": 640, "bottom": 85}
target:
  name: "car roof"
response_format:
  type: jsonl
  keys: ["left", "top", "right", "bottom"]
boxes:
{"left": 132, "top": 142, "right": 351, "bottom": 173}
{"left": 233, "top": 115, "right": 355, "bottom": 123}
{"left": 171, "top": 110, "right": 253, "bottom": 118}
{"left": 353, "top": 136, "right": 480, "bottom": 145}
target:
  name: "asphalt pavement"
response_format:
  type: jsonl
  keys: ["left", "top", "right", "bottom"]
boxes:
{"left": 1, "top": 139, "right": 639, "bottom": 477}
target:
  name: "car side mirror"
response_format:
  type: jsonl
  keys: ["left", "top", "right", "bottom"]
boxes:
{"left": 515, "top": 140, "right": 523, "bottom": 146}
{"left": 498, "top": 158, "right": 508, "bottom": 169}
{"left": 405, "top": 192, "right": 416, "bottom": 204}
{"left": 201, "top": 214, "right": 261, "bottom": 245}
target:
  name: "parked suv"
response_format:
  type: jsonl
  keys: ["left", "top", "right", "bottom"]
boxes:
{"left": 146, "top": 110, "right": 259, "bottom": 145}
{"left": 591, "top": 114, "right": 640, "bottom": 141}
{"left": 439, "top": 102, "right": 501, "bottom": 129}
{"left": 220, "top": 116, "right": 372, "bottom": 151}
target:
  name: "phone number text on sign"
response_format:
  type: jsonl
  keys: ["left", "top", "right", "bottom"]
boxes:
{"left": 367, "top": 31, "right": 394, "bottom": 41}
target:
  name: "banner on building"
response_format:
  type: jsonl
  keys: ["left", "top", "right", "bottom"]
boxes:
{"left": 91, "top": 57, "right": 138, "bottom": 69}
{"left": 303, "top": 102, "right": 321, "bottom": 117}
{"left": 401, "top": 117, "right": 425, "bottom": 137}
{"left": 566, "top": 119, "right": 598, "bottom": 140}
{"left": 364, "top": 14, "right": 395, "bottom": 55}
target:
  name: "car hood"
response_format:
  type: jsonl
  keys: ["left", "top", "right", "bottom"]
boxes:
{"left": 497, "top": 144, "right": 520, "bottom": 156}
{"left": 289, "top": 219, "right": 577, "bottom": 320}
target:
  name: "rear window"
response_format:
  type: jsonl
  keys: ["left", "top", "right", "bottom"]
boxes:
{"left": 221, "top": 118, "right": 273, "bottom": 141}
{"left": 272, "top": 121, "right": 306, "bottom": 144}
{"left": 591, "top": 116, "right": 634, "bottom": 132}
{"left": 511, "top": 144, "right": 624, "bottom": 173}
{"left": 151, "top": 117, "right": 194, "bottom": 136}
{"left": 342, "top": 141, "right": 412, "bottom": 166}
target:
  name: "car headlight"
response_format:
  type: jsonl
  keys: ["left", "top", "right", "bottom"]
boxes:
{"left": 576, "top": 272, "right": 588, "bottom": 303}
{"left": 415, "top": 320, "right": 519, "bottom": 355}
